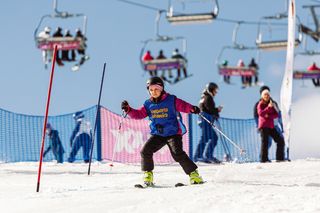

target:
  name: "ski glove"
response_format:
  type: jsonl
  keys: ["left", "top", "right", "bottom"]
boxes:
{"left": 121, "top": 100, "right": 130, "bottom": 113}
{"left": 191, "top": 106, "right": 200, "bottom": 114}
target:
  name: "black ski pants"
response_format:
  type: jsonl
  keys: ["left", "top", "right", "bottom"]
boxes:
{"left": 141, "top": 135, "right": 197, "bottom": 175}
{"left": 259, "top": 127, "right": 285, "bottom": 162}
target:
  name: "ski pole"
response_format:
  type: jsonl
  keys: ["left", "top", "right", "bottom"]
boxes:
{"left": 215, "top": 119, "right": 232, "bottom": 161}
{"left": 87, "top": 62, "right": 107, "bottom": 175}
{"left": 198, "top": 113, "right": 246, "bottom": 155}
{"left": 109, "top": 110, "right": 128, "bottom": 169}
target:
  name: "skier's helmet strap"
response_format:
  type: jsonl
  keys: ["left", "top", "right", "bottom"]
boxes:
{"left": 146, "top": 77, "right": 164, "bottom": 90}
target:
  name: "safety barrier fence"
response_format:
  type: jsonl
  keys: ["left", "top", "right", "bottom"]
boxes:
{"left": 0, "top": 106, "right": 276, "bottom": 163}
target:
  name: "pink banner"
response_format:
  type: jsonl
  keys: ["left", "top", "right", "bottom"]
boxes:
{"left": 100, "top": 107, "right": 190, "bottom": 164}
{"left": 38, "top": 41, "right": 82, "bottom": 50}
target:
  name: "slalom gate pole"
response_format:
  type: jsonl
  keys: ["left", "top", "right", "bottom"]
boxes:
{"left": 109, "top": 111, "right": 128, "bottom": 169}
{"left": 87, "top": 62, "right": 107, "bottom": 175}
{"left": 198, "top": 113, "right": 246, "bottom": 155}
{"left": 36, "top": 45, "right": 58, "bottom": 192}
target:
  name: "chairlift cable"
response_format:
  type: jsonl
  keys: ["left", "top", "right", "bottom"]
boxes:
{"left": 116, "top": 0, "right": 161, "bottom": 11}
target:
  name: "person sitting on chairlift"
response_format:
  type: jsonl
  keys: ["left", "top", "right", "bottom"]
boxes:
{"left": 237, "top": 59, "right": 247, "bottom": 88}
{"left": 142, "top": 50, "right": 156, "bottom": 77}
{"left": 52, "top": 27, "right": 64, "bottom": 66}
{"left": 307, "top": 62, "right": 320, "bottom": 87}
{"left": 172, "top": 48, "right": 188, "bottom": 83}
{"left": 61, "top": 29, "right": 76, "bottom": 62}
{"left": 248, "top": 58, "right": 259, "bottom": 86}
{"left": 221, "top": 60, "right": 230, "bottom": 84}
{"left": 75, "top": 28, "right": 89, "bottom": 66}
{"left": 38, "top": 26, "right": 52, "bottom": 69}
{"left": 157, "top": 50, "right": 169, "bottom": 82}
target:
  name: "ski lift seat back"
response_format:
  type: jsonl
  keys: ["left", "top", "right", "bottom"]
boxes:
{"left": 143, "top": 58, "right": 187, "bottom": 71}
{"left": 293, "top": 70, "right": 320, "bottom": 79}
{"left": 218, "top": 65, "right": 257, "bottom": 77}
{"left": 36, "top": 37, "right": 86, "bottom": 50}
{"left": 256, "top": 39, "right": 301, "bottom": 51}
{"left": 167, "top": 12, "right": 217, "bottom": 25}
{"left": 166, "top": 0, "right": 219, "bottom": 25}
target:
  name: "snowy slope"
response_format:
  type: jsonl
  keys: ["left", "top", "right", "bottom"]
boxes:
{"left": 1, "top": 159, "right": 320, "bottom": 213}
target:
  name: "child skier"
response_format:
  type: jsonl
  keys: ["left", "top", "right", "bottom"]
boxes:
{"left": 121, "top": 76, "right": 204, "bottom": 186}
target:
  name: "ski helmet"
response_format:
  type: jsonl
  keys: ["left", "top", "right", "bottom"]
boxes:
{"left": 146, "top": 76, "right": 164, "bottom": 89}
{"left": 206, "top": 82, "right": 218, "bottom": 93}
{"left": 259, "top": 85, "right": 270, "bottom": 94}
{"left": 73, "top": 111, "right": 84, "bottom": 120}
{"left": 44, "top": 26, "right": 51, "bottom": 33}
{"left": 46, "top": 123, "right": 52, "bottom": 130}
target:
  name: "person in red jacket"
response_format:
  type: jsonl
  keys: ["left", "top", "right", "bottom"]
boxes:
{"left": 257, "top": 88, "right": 285, "bottom": 163}
{"left": 142, "top": 50, "right": 156, "bottom": 77}
{"left": 307, "top": 62, "right": 320, "bottom": 87}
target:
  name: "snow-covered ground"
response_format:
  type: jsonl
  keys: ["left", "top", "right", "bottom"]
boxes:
{"left": 1, "top": 159, "right": 320, "bottom": 213}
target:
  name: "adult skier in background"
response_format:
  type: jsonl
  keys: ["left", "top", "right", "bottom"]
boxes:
{"left": 121, "top": 77, "right": 204, "bottom": 186}
{"left": 68, "top": 111, "right": 92, "bottom": 163}
{"left": 193, "top": 82, "right": 223, "bottom": 163}
{"left": 43, "top": 123, "right": 65, "bottom": 163}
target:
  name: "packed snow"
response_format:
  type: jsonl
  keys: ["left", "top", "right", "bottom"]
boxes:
{"left": 1, "top": 159, "right": 320, "bottom": 213}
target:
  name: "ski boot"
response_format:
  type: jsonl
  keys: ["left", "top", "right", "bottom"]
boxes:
{"left": 189, "top": 170, "right": 204, "bottom": 184}
{"left": 143, "top": 171, "right": 154, "bottom": 187}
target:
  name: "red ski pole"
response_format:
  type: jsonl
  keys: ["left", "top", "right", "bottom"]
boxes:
{"left": 36, "top": 45, "right": 58, "bottom": 192}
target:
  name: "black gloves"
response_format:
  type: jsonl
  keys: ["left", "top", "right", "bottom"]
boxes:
{"left": 121, "top": 100, "right": 130, "bottom": 113}
{"left": 191, "top": 106, "right": 200, "bottom": 114}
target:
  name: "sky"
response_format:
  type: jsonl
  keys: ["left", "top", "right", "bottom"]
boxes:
{"left": 0, "top": 0, "right": 320, "bottom": 158}
{"left": 1, "top": 159, "right": 320, "bottom": 212}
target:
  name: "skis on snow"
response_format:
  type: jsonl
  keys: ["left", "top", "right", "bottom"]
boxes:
{"left": 134, "top": 182, "right": 205, "bottom": 188}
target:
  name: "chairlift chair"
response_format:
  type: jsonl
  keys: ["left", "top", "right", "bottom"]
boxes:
{"left": 140, "top": 36, "right": 188, "bottom": 75}
{"left": 34, "top": 0, "right": 88, "bottom": 71}
{"left": 140, "top": 10, "right": 191, "bottom": 85}
{"left": 256, "top": 12, "right": 302, "bottom": 51}
{"left": 217, "top": 46, "right": 259, "bottom": 77}
{"left": 216, "top": 23, "right": 261, "bottom": 87}
{"left": 166, "top": 0, "right": 219, "bottom": 25}
{"left": 293, "top": 52, "right": 320, "bottom": 81}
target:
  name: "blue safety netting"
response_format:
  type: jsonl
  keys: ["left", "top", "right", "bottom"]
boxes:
{"left": 0, "top": 106, "right": 98, "bottom": 162}
{"left": 189, "top": 114, "right": 277, "bottom": 163}
{"left": 0, "top": 105, "right": 278, "bottom": 163}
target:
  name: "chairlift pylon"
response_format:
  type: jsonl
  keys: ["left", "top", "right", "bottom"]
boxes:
{"left": 166, "top": 0, "right": 219, "bottom": 25}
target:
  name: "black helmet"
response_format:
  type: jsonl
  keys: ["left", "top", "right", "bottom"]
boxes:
{"left": 146, "top": 77, "right": 164, "bottom": 89}
{"left": 73, "top": 111, "right": 84, "bottom": 120}
{"left": 259, "top": 85, "right": 270, "bottom": 94}
{"left": 206, "top": 82, "right": 218, "bottom": 92}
